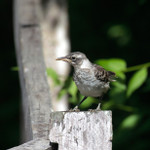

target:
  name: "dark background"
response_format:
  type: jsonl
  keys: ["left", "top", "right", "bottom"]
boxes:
{"left": 0, "top": 0, "right": 150, "bottom": 149}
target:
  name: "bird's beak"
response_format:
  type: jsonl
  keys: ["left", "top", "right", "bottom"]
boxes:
{"left": 56, "top": 56, "right": 71, "bottom": 63}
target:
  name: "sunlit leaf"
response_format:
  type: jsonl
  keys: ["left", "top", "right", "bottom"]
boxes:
{"left": 58, "top": 89, "right": 67, "bottom": 99}
{"left": 115, "top": 71, "right": 126, "bottom": 80}
{"left": 127, "top": 68, "right": 148, "bottom": 97}
{"left": 68, "top": 80, "right": 78, "bottom": 97}
{"left": 112, "top": 81, "right": 126, "bottom": 90}
{"left": 80, "top": 96, "right": 96, "bottom": 108}
{"left": 123, "top": 62, "right": 150, "bottom": 72}
{"left": 47, "top": 68, "right": 61, "bottom": 86}
{"left": 120, "top": 114, "right": 140, "bottom": 129}
{"left": 67, "top": 80, "right": 78, "bottom": 104}
{"left": 102, "top": 100, "right": 114, "bottom": 110}
{"left": 96, "top": 58, "right": 127, "bottom": 72}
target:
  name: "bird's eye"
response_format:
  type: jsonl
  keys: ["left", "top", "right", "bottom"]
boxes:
{"left": 71, "top": 56, "right": 76, "bottom": 61}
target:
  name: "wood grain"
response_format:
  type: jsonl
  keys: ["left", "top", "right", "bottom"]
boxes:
{"left": 14, "top": 0, "right": 51, "bottom": 142}
{"left": 49, "top": 111, "right": 112, "bottom": 150}
{"left": 8, "top": 138, "right": 51, "bottom": 150}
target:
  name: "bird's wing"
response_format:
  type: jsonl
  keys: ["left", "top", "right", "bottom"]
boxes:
{"left": 93, "top": 64, "right": 116, "bottom": 82}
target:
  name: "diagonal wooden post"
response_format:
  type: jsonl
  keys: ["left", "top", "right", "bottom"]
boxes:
{"left": 14, "top": 0, "right": 52, "bottom": 142}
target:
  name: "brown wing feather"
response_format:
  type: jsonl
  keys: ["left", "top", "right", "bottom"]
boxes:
{"left": 93, "top": 64, "right": 116, "bottom": 82}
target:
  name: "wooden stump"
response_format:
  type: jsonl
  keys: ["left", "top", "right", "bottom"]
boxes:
{"left": 49, "top": 111, "right": 112, "bottom": 150}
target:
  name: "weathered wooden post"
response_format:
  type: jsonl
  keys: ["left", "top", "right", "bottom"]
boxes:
{"left": 49, "top": 111, "right": 112, "bottom": 150}
{"left": 13, "top": 0, "right": 52, "bottom": 142}
{"left": 9, "top": 0, "right": 113, "bottom": 149}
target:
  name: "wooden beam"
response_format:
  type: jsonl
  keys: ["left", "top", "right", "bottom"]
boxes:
{"left": 8, "top": 138, "right": 50, "bottom": 150}
{"left": 49, "top": 111, "right": 113, "bottom": 150}
{"left": 14, "top": 0, "right": 52, "bottom": 142}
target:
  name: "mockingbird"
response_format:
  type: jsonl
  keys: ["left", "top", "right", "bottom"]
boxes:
{"left": 56, "top": 52, "right": 116, "bottom": 110}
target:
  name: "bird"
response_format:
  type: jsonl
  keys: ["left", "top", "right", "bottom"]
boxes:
{"left": 56, "top": 52, "right": 116, "bottom": 110}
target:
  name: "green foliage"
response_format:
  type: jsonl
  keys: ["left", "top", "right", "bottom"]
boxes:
{"left": 107, "top": 25, "right": 131, "bottom": 46}
{"left": 79, "top": 96, "right": 97, "bottom": 108}
{"left": 96, "top": 58, "right": 127, "bottom": 80}
{"left": 47, "top": 58, "right": 150, "bottom": 112}
{"left": 127, "top": 68, "right": 148, "bottom": 97}
{"left": 47, "top": 59, "right": 150, "bottom": 110}
{"left": 120, "top": 114, "right": 141, "bottom": 129}
{"left": 47, "top": 68, "right": 61, "bottom": 86}
{"left": 96, "top": 58, "right": 127, "bottom": 72}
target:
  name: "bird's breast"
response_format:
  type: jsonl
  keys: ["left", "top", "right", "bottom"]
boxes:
{"left": 73, "top": 70, "right": 109, "bottom": 97}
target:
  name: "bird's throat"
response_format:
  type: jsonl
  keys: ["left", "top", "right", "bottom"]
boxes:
{"left": 80, "top": 59, "right": 92, "bottom": 69}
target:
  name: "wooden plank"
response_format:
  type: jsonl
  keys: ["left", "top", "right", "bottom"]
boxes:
{"left": 15, "top": 0, "right": 39, "bottom": 25}
{"left": 14, "top": 0, "right": 52, "bottom": 142}
{"left": 49, "top": 111, "right": 113, "bottom": 150}
{"left": 18, "top": 27, "right": 52, "bottom": 141}
{"left": 8, "top": 138, "right": 51, "bottom": 150}
{"left": 19, "top": 27, "right": 52, "bottom": 140}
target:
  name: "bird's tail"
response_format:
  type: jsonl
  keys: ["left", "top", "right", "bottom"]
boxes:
{"left": 107, "top": 71, "right": 117, "bottom": 82}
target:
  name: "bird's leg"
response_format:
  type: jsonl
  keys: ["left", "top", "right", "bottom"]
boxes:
{"left": 96, "top": 96, "right": 103, "bottom": 110}
{"left": 73, "top": 96, "right": 88, "bottom": 110}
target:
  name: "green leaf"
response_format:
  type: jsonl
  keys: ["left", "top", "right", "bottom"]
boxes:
{"left": 127, "top": 68, "right": 148, "bottom": 97}
{"left": 68, "top": 80, "right": 78, "bottom": 98}
{"left": 115, "top": 71, "right": 126, "bottom": 80}
{"left": 120, "top": 114, "right": 140, "bottom": 129}
{"left": 96, "top": 58, "right": 127, "bottom": 72}
{"left": 46, "top": 68, "right": 61, "bottom": 86}
{"left": 102, "top": 100, "right": 114, "bottom": 110}
{"left": 67, "top": 80, "right": 78, "bottom": 104}
{"left": 96, "top": 58, "right": 127, "bottom": 80}
{"left": 58, "top": 89, "right": 67, "bottom": 99}
{"left": 80, "top": 96, "right": 96, "bottom": 109}
{"left": 123, "top": 62, "right": 150, "bottom": 72}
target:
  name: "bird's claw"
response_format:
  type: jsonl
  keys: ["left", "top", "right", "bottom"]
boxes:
{"left": 88, "top": 109, "right": 101, "bottom": 112}
{"left": 88, "top": 109, "right": 95, "bottom": 112}
{"left": 96, "top": 103, "right": 101, "bottom": 111}
{"left": 69, "top": 106, "right": 80, "bottom": 112}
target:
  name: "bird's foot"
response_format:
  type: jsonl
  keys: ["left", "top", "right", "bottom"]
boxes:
{"left": 96, "top": 103, "right": 101, "bottom": 111}
{"left": 69, "top": 106, "right": 80, "bottom": 112}
{"left": 88, "top": 104, "right": 101, "bottom": 112}
{"left": 88, "top": 108, "right": 101, "bottom": 112}
{"left": 88, "top": 109, "right": 95, "bottom": 112}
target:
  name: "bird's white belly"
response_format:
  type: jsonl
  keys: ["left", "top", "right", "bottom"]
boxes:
{"left": 74, "top": 74, "right": 109, "bottom": 97}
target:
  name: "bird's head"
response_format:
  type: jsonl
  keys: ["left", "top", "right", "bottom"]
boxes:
{"left": 56, "top": 52, "right": 89, "bottom": 68}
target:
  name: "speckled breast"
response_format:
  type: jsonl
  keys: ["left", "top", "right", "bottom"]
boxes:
{"left": 73, "top": 69, "right": 109, "bottom": 97}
